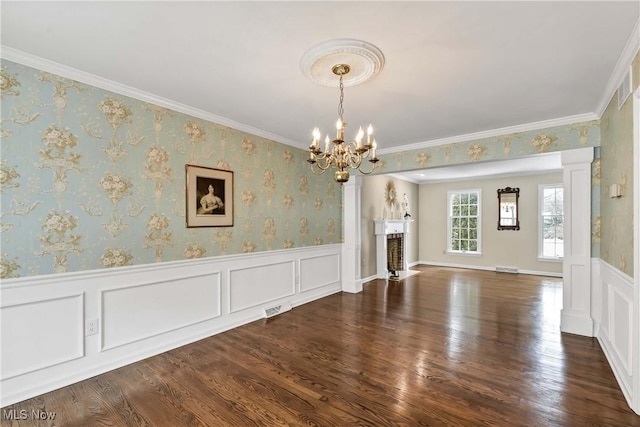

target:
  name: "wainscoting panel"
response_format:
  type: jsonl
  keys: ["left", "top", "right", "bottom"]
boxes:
{"left": 0, "top": 244, "right": 341, "bottom": 407}
{"left": 101, "top": 272, "right": 221, "bottom": 351}
{"left": 300, "top": 253, "right": 341, "bottom": 292}
{"left": 229, "top": 261, "right": 295, "bottom": 313}
{"left": 1, "top": 294, "right": 83, "bottom": 380}
{"left": 597, "top": 259, "right": 634, "bottom": 405}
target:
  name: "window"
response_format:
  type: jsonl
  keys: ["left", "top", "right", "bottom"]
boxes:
{"left": 539, "top": 184, "right": 563, "bottom": 260}
{"left": 448, "top": 190, "right": 481, "bottom": 254}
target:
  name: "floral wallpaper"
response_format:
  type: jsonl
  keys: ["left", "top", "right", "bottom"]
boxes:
{"left": 376, "top": 122, "right": 599, "bottom": 174}
{"left": 598, "top": 51, "right": 639, "bottom": 277}
{"left": 0, "top": 60, "right": 342, "bottom": 278}
{"left": 376, "top": 118, "right": 603, "bottom": 258}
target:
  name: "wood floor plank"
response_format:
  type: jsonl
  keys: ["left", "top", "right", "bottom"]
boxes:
{"left": 2, "top": 266, "right": 639, "bottom": 426}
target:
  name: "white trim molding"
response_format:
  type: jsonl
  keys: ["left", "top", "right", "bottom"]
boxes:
{"left": 595, "top": 17, "right": 640, "bottom": 117}
{"left": 1, "top": 46, "right": 305, "bottom": 150}
{"left": 0, "top": 245, "right": 341, "bottom": 407}
{"left": 418, "top": 261, "right": 562, "bottom": 278}
{"left": 379, "top": 113, "right": 598, "bottom": 155}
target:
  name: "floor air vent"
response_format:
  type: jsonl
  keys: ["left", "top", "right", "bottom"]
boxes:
{"left": 264, "top": 301, "right": 292, "bottom": 318}
{"left": 496, "top": 266, "right": 519, "bottom": 274}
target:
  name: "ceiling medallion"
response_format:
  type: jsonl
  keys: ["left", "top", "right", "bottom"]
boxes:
{"left": 300, "top": 38, "right": 385, "bottom": 88}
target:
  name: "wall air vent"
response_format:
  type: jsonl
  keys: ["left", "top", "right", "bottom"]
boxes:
{"left": 617, "top": 67, "right": 632, "bottom": 110}
{"left": 264, "top": 301, "right": 292, "bottom": 318}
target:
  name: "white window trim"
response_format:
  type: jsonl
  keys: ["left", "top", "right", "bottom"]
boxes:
{"left": 447, "top": 189, "right": 482, "bottom": 255}
{"left": 538, "top": 183, "right": 564, "bottom": 261}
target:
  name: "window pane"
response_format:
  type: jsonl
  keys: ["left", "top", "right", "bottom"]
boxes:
{"left": 539, "top": 186, "right": 563, "bottom": 259}
{"left": 543, "top": 220, "right": 555, "bottom": 239}
{"left": 556, "top": 191, "right": 564, "bottom": 215}
{"left": 449, "top": 191, "right": 480, "bottom": 254}
{"left": 555, "top": 216, "right": 563, "bottom": 240}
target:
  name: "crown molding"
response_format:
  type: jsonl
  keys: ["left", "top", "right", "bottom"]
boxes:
{"left": 378, "top": 112, "right": 598, "bottom": 155}
{"left": 1, "top": 46, "right": 306, "bottom": 150}
{"left": 595, "top": 17, "right": 640, "bottom": 117}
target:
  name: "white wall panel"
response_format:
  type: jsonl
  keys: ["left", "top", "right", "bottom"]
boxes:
{"left": 598, "top": 259, "right": 634, "bottom": 407}
{"left": 611, "top": 286, "right": 633, "bottom": 373}
{"left": 300, "top": 253, "right": 340, "bottom": 292}
{"left": 0, "top": 245, "right": 341, "bottom": 407}
{"left": 102, "top": 272, "right": 221, "bottom": 350}
{"left": 1, "top": 295, "right": 83, "bottom": 379}
{"left": 229, "top": 261, "right": 295, "bottom": 313}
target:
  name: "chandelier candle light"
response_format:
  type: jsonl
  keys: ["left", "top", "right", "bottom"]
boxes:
{"left": 307, "top": 64, "right": 379, "bottom": 183}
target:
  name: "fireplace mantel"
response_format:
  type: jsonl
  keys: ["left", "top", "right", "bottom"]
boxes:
{"left": 374, "top": 220, "right": 411, "bottom": 279}
{"left": 374, "top": 219, "right": 410, "bottom": 236}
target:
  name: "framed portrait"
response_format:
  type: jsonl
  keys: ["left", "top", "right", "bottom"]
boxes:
{"left": 186, "top": 164, "right": 233, "bottom": 227}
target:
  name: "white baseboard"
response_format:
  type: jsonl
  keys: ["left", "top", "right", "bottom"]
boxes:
{"left": 361, "top": 274, "right": 378, "bottom": 285}
{"left": 0, "top": 244, "right": 342, "bottom": 407}
{"left": 418, "top": 260, "right": 562, "bottom": 277}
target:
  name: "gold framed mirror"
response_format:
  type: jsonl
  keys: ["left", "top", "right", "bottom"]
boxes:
{"left": 497, "top": 187, "right": 520, "bottom": 230}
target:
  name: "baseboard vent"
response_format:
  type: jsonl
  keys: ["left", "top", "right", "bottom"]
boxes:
{"left": 496, "top": 266, "right": 519, "bottom": 274}
{"left": 264, "top": 301, "right": 292, "bottom": 318}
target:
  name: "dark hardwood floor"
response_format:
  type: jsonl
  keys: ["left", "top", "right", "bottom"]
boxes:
{"left": 2, "top": 265, "right": 639, "bottom": 426}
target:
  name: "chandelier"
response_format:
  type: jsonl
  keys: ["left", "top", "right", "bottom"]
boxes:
{"left": 306, "top": 63, "right": 379, "bottom": 183}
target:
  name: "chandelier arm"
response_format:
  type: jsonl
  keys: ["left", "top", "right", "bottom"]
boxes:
{"left": 314, "top": 156, "right": 333, "bottom": 171}
{"left": 342, "top": 142, "right": 359, "bottom": 169}
{"left": 346, "top": 152, "right": 362, "bottom": 169}
{"left": 309, "top": 163, "right": 329, "bottom": 175}
{"left": 357, "top": 158, "right": 379, "bottom": 175}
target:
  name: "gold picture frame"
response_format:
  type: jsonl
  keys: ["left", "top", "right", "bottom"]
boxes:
{"left": 186, "top": 164, "right": 233, "bottom": 227}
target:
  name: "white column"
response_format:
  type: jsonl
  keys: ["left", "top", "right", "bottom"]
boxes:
{"left": 342, "top": 176, "right": 363, "bottom": 293}
{"left": 561, "top": 147, "right": 594, "bottom": 336}
{"left": 375, "top": 230, "right": 388, "bottom": 279}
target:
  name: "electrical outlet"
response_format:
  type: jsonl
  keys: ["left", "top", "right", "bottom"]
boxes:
{"left": 86, "top": 319, "right": 99, "bottom": 336}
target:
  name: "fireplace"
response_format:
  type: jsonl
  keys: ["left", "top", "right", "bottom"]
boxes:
{"left": 386, "top": 233, "right": 404, "bottom": 273}
{"left": 374, "top": 220, "right": 410, "bottom": 279}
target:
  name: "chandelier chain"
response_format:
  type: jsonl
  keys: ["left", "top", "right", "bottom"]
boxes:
{"left": 337, "top": 73, "right": 344, "bottom": 125}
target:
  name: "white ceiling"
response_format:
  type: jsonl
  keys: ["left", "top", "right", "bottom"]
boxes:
{"left": 2, "top": 1, "right": 638, "bottom": 180}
